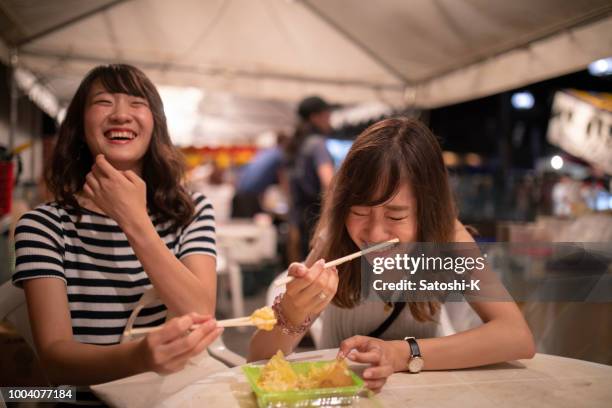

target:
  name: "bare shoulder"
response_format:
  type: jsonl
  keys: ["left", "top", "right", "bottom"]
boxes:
{"left": 453, "top": 220, "right": 476, "bottom": 243}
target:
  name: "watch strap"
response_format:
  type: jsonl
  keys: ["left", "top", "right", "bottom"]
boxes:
{"left": 404, "top": 336, "right": 421, "bottom": 358}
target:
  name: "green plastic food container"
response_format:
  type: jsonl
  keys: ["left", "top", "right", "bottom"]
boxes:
{"left": 242, "top": 360, "right": 365, "bottom": 407}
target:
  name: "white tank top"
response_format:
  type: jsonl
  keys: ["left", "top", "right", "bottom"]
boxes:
{"left": 317, "top": 301, "right": 443, "bottom": 349}
{"left": 288, "top": 233, "right": 483, "bottom": 349}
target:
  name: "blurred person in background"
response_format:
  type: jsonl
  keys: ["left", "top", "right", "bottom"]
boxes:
{"left": 552, "top": 175, "right": 582, "bottom": 216}
{"left": 285, "top": 96, "right": 335, "bottom": 261}
{"left": 188, "top": 160, "right": 235, "bottom": 223}
{"left": 232, "top": 132, "right": 289, "bottom": 218}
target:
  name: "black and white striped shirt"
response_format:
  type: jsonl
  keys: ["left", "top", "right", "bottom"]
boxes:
{"left": 12, "top": 192, "right": 216, "bottom": 405}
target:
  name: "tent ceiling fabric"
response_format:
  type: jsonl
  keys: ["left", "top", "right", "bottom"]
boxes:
{"left": 307, "top": 0, "right": 612, "bottom": 82}
{"left": 0, "top": 0, "right": 118, "bottom": 45}
{"left": 1, "top": 0, "right": 611, "bottom": 109}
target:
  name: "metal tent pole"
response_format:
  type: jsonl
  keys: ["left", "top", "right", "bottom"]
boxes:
{"left": 8, "top": 48, "right": 18, "bottom": 154}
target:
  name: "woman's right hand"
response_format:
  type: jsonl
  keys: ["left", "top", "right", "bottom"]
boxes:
{"left": 281, "top": 259, "right": 339, "bottom": 326}
{"left": 136, "top": 313, "right": 222, "bottom": 374}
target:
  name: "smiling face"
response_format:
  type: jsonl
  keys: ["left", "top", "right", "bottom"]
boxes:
{"left": 315, "top": 118, "right": 457, "bottom": 309}
{"left": 345, "top": 182, "right": 417, "bottom": 256}
{"left": 83, "top": 80, "right": 153, "bottom": 173}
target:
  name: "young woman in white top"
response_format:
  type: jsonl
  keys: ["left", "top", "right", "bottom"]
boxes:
{"left": 249, "top": 117, "right": 535, "bottom": 392}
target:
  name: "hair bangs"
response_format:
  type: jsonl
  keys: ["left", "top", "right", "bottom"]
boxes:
{"left": 349, "top": 146, "right": 403, "bottom": 208}
{"left": 96, "top": 65, "right": 148, "bottom": 99}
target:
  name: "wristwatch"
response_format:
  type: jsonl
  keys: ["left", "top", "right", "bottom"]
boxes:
{"left": 403, "top": 336, "right": 424, "bottom": 373}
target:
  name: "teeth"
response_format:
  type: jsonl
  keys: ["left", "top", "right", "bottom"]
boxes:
{"left": 106, "top": 130, "right": 135, "bottom": 140}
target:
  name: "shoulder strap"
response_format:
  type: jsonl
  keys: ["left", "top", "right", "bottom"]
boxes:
{"left": 367, "top": 302, "right": 406, "bottom": 338}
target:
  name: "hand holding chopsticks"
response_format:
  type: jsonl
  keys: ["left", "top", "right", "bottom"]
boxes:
{"left": 274, "top": 238, "right": 399, "bottom": 287}
{"left": 125, "top": 307, "right": 277, "bottom": 337}
{"left": 124, "top": 239, "right": 400, "bottom": 338}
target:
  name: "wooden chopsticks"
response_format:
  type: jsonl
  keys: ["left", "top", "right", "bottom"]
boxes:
{"left": 274, "top": 238, "right": 400, "bottom": 287}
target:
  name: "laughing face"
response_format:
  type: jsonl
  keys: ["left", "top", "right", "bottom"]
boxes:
{"left": 345, "top": 182, "right": 417, "bottom": 262}
{"left": 83, "top": 80, "right": 153, "bottom": 173}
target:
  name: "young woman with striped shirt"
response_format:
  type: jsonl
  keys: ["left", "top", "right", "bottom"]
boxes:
{"left": 13, "top": 64, "right": 222, "bottom": 405}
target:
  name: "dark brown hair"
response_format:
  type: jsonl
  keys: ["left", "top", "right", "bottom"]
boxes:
{"left": 46, "top": 64, "right": 194, "bottom": 231}
{"left": 314, "top": 117, "right": 457, "bottom": 321}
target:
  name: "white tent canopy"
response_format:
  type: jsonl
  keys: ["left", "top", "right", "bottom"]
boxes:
{"left": 1, "top": 0, "right": 611, "bottom": 141}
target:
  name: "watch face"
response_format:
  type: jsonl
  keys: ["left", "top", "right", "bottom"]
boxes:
{"left": 408, "top": 357, "right": 424, "bottom": 373}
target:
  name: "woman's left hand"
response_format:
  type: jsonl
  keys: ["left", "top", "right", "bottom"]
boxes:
{"left": 83, "top": 154, "right": 148, "bottom": 228}
{"left": 338, "top": 335, "right": 407, "bottom": 393}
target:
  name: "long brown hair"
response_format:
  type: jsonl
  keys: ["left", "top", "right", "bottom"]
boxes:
{"left": 46, "top": 64, "right": 194, "bottom": 231}
{"left": 314, "top": 117, "right": 457, "bottom": 321}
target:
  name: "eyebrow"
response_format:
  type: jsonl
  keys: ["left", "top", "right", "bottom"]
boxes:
{"left": 384, "top": 205, "right": 411, "bottom": 211}
{"left": 91, "top": 91, "right": 146, "bottom": 101}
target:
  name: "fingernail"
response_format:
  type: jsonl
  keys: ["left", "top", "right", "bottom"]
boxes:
{"left": 363, "top": 371, "right": 371, "bottom": 378}
{"left": 317, "top": 259, "right": 325, "bottom": 266}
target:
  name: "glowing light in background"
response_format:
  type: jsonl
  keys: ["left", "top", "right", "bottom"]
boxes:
{"left": 551, "top": 155, "right": 564, "bottom": 170}
{"left": 511, "top": 91, "right": 535, "bottom": 110}
{"left": 464, "top": 153, "right": 483, "bottom": 167}
{"left": 588, "top": 57, "right": 612, "bottom": 77}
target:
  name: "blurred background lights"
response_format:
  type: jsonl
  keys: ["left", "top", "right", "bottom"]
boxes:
{"left": 588, "top": 57, "right": 612, "bottom": 77}
{"left": 551, "top": 155, "right": 564, "bottom": 170}
{"left": 511, "top": 91, "right": 535, "bottom": 110}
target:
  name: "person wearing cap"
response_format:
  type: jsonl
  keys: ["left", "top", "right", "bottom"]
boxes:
{"left": 285, "top": 96, "right": 335, "bottom": 260}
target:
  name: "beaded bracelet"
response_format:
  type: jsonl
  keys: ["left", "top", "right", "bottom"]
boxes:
{"left": 272, "top": 294, "right": 312, "bottom": 336}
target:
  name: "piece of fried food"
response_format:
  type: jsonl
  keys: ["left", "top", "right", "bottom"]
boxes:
{"left": 257, "top": 350, "right": 299, "bottom": 391}
{"left": 251, "top": 306, "right": 277, "bottom": 331}
{"left": 257, "top": 351, "right": 354, "bottom": 392}
{"left": 300, "top": 358, "right": 353, "bottom": 389}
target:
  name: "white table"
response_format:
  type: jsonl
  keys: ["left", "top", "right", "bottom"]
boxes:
{"left": 152, "top": 349, "right": 612, "bottom": 407}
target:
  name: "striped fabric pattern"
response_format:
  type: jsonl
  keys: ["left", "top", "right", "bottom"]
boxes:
{"left": 12, "top": 192, "right": 215, "bottom": 406}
